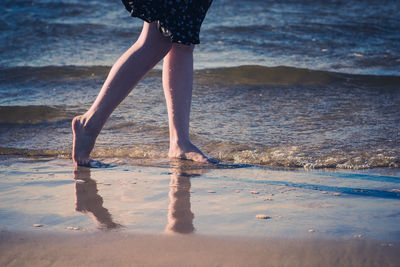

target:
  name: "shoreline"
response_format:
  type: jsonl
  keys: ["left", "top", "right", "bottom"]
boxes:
{"left": 0, "top": 158, "right": 399, "bottom": 266}
{"left": 0, "top": 158, "right": 399, "bottom": 237}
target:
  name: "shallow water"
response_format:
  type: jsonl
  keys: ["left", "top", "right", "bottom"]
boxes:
{"left": 1, "top": 0, "right": 400, "bottom": 169}
{"left": 0, "top": 159, "right": 399, "bottom": 241}
{"left": 1, "top": 66, "right": 399, "bottom": 169}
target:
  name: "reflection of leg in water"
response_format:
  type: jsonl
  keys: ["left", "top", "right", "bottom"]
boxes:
{"left": 73, "top": 166, "right": 121, "bottom": 230}
{"left": 166, "top": 172, "right": 194, "bottom": 234}
{"left": 166, "top": 161, "right": 205, "bottom": 234}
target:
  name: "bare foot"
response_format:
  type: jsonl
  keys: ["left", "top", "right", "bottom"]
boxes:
{"left": 72, "top": 115, "right": 98, "bottom": 166}
{"left": 168, "top": 142, "right": 218, "bottom": 164}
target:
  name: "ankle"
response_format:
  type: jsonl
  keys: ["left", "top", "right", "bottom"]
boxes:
{"left": 168, "top": 140, "right": 212, "bottom": 163}
{"left": 169, "top": 138, "right": 192, "bottom": 150}
{"left": 74, "top": 114, "right": 99, "bottom": 137}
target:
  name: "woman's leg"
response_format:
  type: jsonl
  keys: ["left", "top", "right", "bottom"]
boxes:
{"left": 162, "top": 44, "right": 211, "bottom": 163}
{"left": 72, "top": 22, "right": 172, "bottom": 166}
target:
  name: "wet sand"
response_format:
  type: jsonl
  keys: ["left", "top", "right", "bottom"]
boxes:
{"left": 0, "top": 158, "right": 399, "bottom": 266}
{"left": 1, "top": 230, "right": 399, "bottom": 267}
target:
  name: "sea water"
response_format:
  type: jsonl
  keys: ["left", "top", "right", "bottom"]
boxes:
{"left": 1, "top": 0, "right": 400, "bottom": 169}
{"left": 0, "top": 159, "right": 399, "bottom": 239}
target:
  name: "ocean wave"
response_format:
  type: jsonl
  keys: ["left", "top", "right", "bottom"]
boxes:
{"left": 214, "top": 147, "right": 400, "bottom": 170}
{"left": 195, "top": 65, "right": 400, "bottom": 88}
{"left": 1, "top": 145, "right": 398, "bottom": 170}
{"left": 0, "top": 105, "right": 73, "bottom": 125}
{"left": 1, "top": 65, "right": 399, "bottom": 88}
{"left": 0, "top": 147, "right": 70, "bottom": 158}
{"left": 0, "top": 66, "right": 110, "bottom": 84}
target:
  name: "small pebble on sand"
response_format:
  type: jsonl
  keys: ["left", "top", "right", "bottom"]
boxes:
{"left": 66, "top": 226, "right": 80, "bottom": 231}
{"left": 33, "top": 224, "right": 43, "bottom": 227}
{"left": 207, "top": 190, "right": 216, "bottom": 193}
{"left": 235, "top": 190, "right": 241, "bottom": 193}
{"left": 250, "top": 191, "right": 259, "bottom": 194}
{"left": 264, "top": 197, "right": 273, "bottom": 201}
{"left": 308, "top": 229, "right": 315, "bottom": 233}
{"left": 255, "top": 214, "right": 271, "bottom": 219}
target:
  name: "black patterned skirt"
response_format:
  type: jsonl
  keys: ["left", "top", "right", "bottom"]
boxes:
{"left": 121, "top": 0, "right": 213, "bottom": 45}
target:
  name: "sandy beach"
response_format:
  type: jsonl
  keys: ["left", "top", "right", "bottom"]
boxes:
{"left": 2, "top": 0, "right": 400, "bottom": 266}
{"left": 1, "top": 230, "right": 399, "bottom": 267}
{"left": 0, "top": 158, "right": 399, "bottom": 266}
